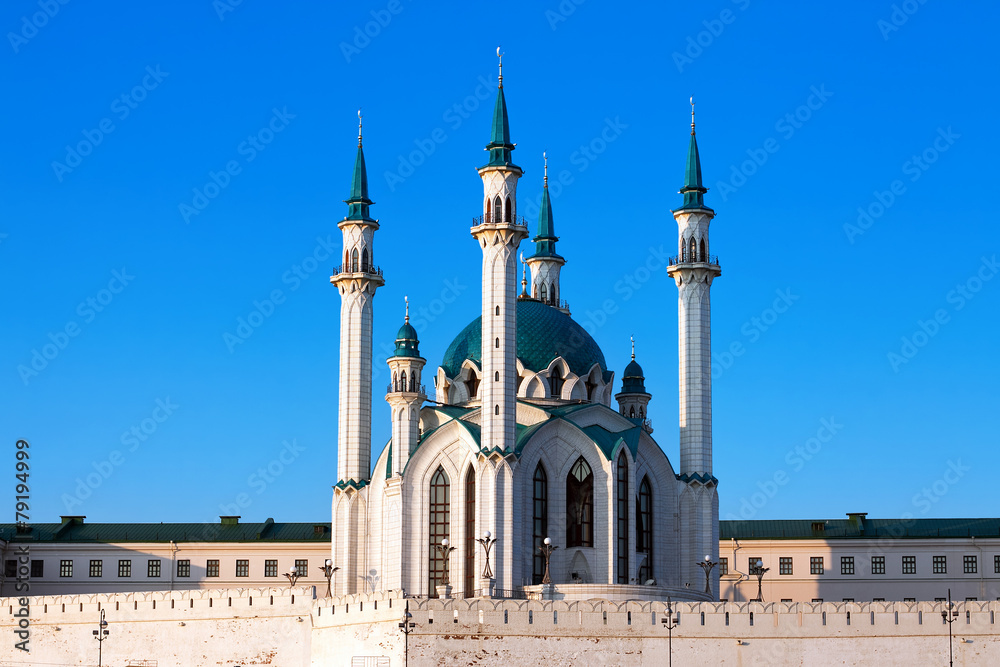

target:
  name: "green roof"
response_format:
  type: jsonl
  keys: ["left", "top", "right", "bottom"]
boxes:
{"left": 529, "top": 182, "right": 561, "bottom": 259}
{"left": 721, "top": 517, "right": 1000, "bottom": 541}
{"left": 0, "top": 518, "right": 331, "bottom": 543}
{"left": 440, "top": 300, "right": 608, "bottom": 379}
{"left": 482, "top": 84, "right": 518, "bottom": 169}
{"left": 393, "top": 320, "right": 420, "bottom": 357}
{"left": 344, "top": 142, "right": 374, "bottom": 221}
{"left": 677, "top": 129, "right": 711, "bottom": 212}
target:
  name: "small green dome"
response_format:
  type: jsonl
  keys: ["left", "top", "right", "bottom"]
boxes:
{"left": 621, "top": 358, "right": 647, "bottom": 394}
{"left": 393, "top": 321, "right": 420, "bottom": 358}
{"left": 441, "top": 300, "right": 607, "bottom": 378}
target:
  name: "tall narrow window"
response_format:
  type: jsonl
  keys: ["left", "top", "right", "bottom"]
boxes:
{"left": 700, "top": 238, "right": 706, "bottom": 261}
{"left": 400, "top": 371, "right": 407, "bottom": 392}
{"left": 532, "top": 464, "right": 548, "bottom": 584}
{"left": 495, "top": 305, "right": 500, "bottom": 316}
{"left": 344, "top": 250, "right": 349, "bottom": 268}
{"left": 549, "top": 367, "right": 563, "bottom": 398}
{"left": 566, "top": 457, "right": 593, "bottom": 547}
{"left": 392, "top": 371, "right": 398, "bottom": 391}
{"left": 493, "top": 196, "right": 502, "bottom": 223}
{"left": 465, "top": 372, "right": 480, "bottom": 399}
{"left": 495, "top": 371, "right": 499, "bottom": 381}
{"left": 540, "top": 284, "right": 548, "bottom": 303}
{"left": 504, "top": 196, "right": 512, "bottom": 222}
{"left": 351, "top": 248, "right": 359, "bottom": 272}
{"left": 361, "top": 248, "right": 369, "bottom": 272}
{"left": 484, "top": 198, "right": 490, "bottom": 223}
{"left": 689, "top": 236, "right": 696, "bottom": 261}
{"left": 637, "top": 476, "right": 653, "bottom": 583}
{"left": 464, "top": 466, "right": 476, "bottom": 598}
{"left": 616, "top": 452, "right": 629, "bottom": 584}
{"left": 429, "top": 467, "right": 450, "bottom": 596}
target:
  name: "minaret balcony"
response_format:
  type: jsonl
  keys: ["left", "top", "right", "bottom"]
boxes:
{"left": 471, "top": 214, "right": 529, "bottom": 227}
{"left": 667, "top": 252, "right": 719, "bottom": 267}
{"left": 332, "top": 264, "right": 384, "bottom": 278}
{"left": 386, "top": 383, "right": 426, "bottom": 396}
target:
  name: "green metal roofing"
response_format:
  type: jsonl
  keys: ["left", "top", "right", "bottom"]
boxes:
{"left": 528, "top": 182, "right": 561, "bottom": 260}
{"left": 720, "top": 517, "right": 1000, "bottom": 541}
{"left": 620, "top": 358, "right": 646, "bottom": 394}
{"left": 440, "top": 300, "right": 608, "bottom": 379}
{"left": 344, "top": 143, "right": 375, "bottom": 221}
{"left": 677, "top": 130, "right": 712, "bottom": 213}
{"left": 483, "top": 85, "right": 518, "bottom": 169}
{"left": 0, "top": 519, "right": 331, "bottom": 544}
{"left": 392, "top": 320, "right": 420, "bottom": 358}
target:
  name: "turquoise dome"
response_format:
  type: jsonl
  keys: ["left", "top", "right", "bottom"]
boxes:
{"left": 441, "top": 300, "right": 608, "bottom": 378}
{"left": 393, "top": 321, "right": 421, "bottom": 358}
{"left": 620, "top": 358, "right": 647, "bottom": 394}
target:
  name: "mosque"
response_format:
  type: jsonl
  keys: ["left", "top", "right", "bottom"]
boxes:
{"left": 330, "top": 58, "right": 721, "bottom": 601}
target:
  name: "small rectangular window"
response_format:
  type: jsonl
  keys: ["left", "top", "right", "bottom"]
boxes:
{"left": 748, "top": 556, "right": 762, "bottom": 572}
{"left": 295, "top": 559, "right": 309, "bottom": 577}
{"left": 843, "top": 598, "right": 854, "bottom": 602}
{"left": 933, "top": 555, "right": 947, "bottom": 574}
{"left": 89, "top": 560, "right": 103, "bottom": 578}
{"left": 177, "top": 560, "right": 191, "bottom": 578}
{"left": 779, "top": 557, "right": 793, "bottom": 575}
{"left": 718, "top": 557, "right": 728, "bottom": 576}
{"left": 780, "top": 598, "right": 793, "bottom": 603}
{"left": 810, "top": 557, "right": 824, "bottom": 575}
{"left": 60, "top": 560, "right": 73, "bottom": 577}
{"left": 30, "top": 560, "right": 43, "bottom": 577}
{"left": 811, "top": 598, "right": 824, "bottom": 603}
{"left": 904, "top": 597, "right": 916, "bottom": 602}
{"left": 148, "top": 560, "right": 161, "bottom": 578}
{"left": 841, "top": 556, "right": 855, "bottom": 575}
{"left": 118, "top": 560, "right": 131, "bottom": 578}
{"left": 264, "top": 560, "right": 278, "bottom": 577}
{"left": 873, "top": 597, "right": 885, "bottom": 602}
{"left": 902, "top": 556, "right": 916, "bottom": 575}
{"left": 871, "top": 556, "right": 885, "bottom": 575}
{"left": 994, "top": 555, "right": 1000, "bottom": 574}
{"left": 236, "top": 560, "right": 249, "bottom": 577}
{"left": 964, "top": 555, "right": 977, "bottom": 574}
{"left": 206, "top": 560, "right": 220, "bottom": 577}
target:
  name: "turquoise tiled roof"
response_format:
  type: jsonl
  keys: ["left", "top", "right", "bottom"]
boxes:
{"left": 0, "top": 518, "right": 331, "bottom": 543}
{"left": 721, "top": 517, "right": 1000, "bottom": 540}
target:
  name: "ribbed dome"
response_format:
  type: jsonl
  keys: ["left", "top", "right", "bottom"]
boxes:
{"left": 441, "top": 300, "right": 607, "bottom": 378}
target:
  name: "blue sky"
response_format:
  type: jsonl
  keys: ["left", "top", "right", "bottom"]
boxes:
{"left": 3, "top": 0, "right": 998, "bottom": 524}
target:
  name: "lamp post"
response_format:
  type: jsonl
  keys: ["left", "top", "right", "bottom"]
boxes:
{"left": 475, "top": 530, "right": 497, "bottom": 578}
{"left": 749, "top": 558, "right": 769, "bottom": 603}
{"left": 92, "top": 608, "right": 109, "bottom": 667}
{"left": 538, "top": 537, "right": 558, "bottom": 585}
{"left": 660, "top": 595, "right": 677, "bottom": 667}
{"left": 435, "top": 538, "right": 456, "bottom": 586}
{"left": 318, "top": 559, "right": 339, "bottom": 597}
{"left": 284, "top": 565, "right": 301, "bottom": 589}
{"left": 941, "top": 588, "right": 958, "bottom": 667}
{"left": 398, "top": 599, "right": 415, "bottom": 667}
{"left": 697, "top": 554, "right": 717, "bottom": 595}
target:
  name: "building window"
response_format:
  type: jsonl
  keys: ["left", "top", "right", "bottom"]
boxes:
{"left": 295, "top": 559, "right": 308, "bottom": 577}
{"left": 718, "top": 557, "right": 728, "bottom": 576}
{"left": 265, "top": 560, "right": 278, "bottom": 577}
{"left": 549, "top": 367, "right": 563, "bottom": 397}
{"left": 147, "top": 560, "right": 161, "bottom": 578}
{"left": 566, "top": 457, "right": 594, "bottom": 548}
{"left": 810, "top": 557, "right": 824, "bottom": 575}
{"left": 429, "top": 466, "right": 450, "bottom": 595}
{"left": 873, "top": 597, "right": 885, "bottom": 602}
{"left": 872, "top": 556, "right": 885, "bottom": 575}
{"left": 60, "top": 560, "right": 73, "bottom": 577}
{"left": 781, "top": 598, "right": 793, "bottom": 603}
{"left": 465, "top": 466, "right": 476, "bottom": 597}
{"left": 902, "top": 556, "right": 916, "bottom": 574}
{"left": 206, "top": 560, "right": 220, "bottom": 577}
{"left": 964, "top": 555, "right": 977, "bottom": 574}
{"left": 779, "top": 557, "right": 793, "bottom": 575}
{"left": 616, "top": 452, "right": 629, "bottom": 584}
{"left": 532, "top": 463, "right": 548, "bottom": 585}
{"left": 904, "top": 597, "right": 915, "bottom": 602}
{"left": 89, "top": 560, "right": 103, "bottom": 577}
{"left": 933, "top": 556, "right": 947, "bottom": 574}
{"left": 236, "top": 560, "right": 249, "bottom": 577}
{"left": 841, "top": 557, "right": 855, "bottom": 575}
{"left": 843, "top": 598, "right": 855, "bottom": 602}
{"left": 748, "top": 557, "right": 762, "bottom": 572}
{"left": 636, "top": 476, "right": 653, "bottom": 584}
{"left": 4, "top": 560, "right": 15, "bottom": 577}
{"left": 995, "top": 555, "right": 1000, "bottom": 574}
{"left": 30, "top": 560, "right": 43, "bottom": 577}
{"left": 118, "top": 560, "right": 131, "bottom": 578}
{"left": 811, "top": 598, "right": 824, "bottom": 603}
{"left": 177, "top": 560, "right": 191, "bottom": 578}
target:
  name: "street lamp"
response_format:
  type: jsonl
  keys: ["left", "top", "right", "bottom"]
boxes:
{"left": 284, "top": 565, "right": 301, "bottom": 589}
{"left": 92, "top": 608, "right": 109, "bottom": 667}
{"left": 941, "top": 588, "right": 959, "bottom": 667}
{"left": 749, "top": 558, "right": 769, "bottom": 603}
{"left": 435, "top": 538, "right": 456, "bottom": 586}
{"left": 318, "top": 559, "right": 340, "bottom": 597}
{"left": 475, "top": 530, "right": 497, "bottom": 578}
{"left": 697, "top": 554, "right": 717, "bottom": 595}
{"left": 660, "top": 595, "right": 677, "bottom": 667}
{"left": 538, "top": 537, "right": 558, "bottom": 585}
{"left": 398, "top": 600, "right": 415, "bottom": 667}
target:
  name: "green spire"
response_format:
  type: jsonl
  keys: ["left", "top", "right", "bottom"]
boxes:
{"left": 345, "top": 110, "right": 374, "bottom": 221}
{"left": 483, "top": 50, "right": 518, "bottom": 169}
{"left": 678, "top": 98, "right": 711, "bottom": 212}
{"left": 529, "top": 153, "right": 561, "bottom": 259}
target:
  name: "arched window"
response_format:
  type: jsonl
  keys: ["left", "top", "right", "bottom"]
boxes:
{"left": 493, "top": 196, "right": 502, "bottom": 223}
{"left": 361, "top": 248, "right": 369, "bottom": 272}
{"left": 629, "top": 406, "right": 636, "bottom": 418}
{"left": 484, "top": 198, "right": 491, "bottom": 223}
{"left": 637, "top": 476, "right": 653, "bottom": 583}
{"left": 689, "top": 236, "right": 697, "bottom": 261}
{"left": 532, "top": 464, "right": 548, "bottom": 584}
{"left": 464, "top": 371, "right": 480, "bottom": 400}
{"left": 540, "top": 283, "right": 548, "bottom": 303}
{"left": 494, "top": 404, "right": 499, "bottom": 415}
{"left": 495, "top": 337, "right": 500, "bottom": 349}
{"left": 495, "top": 305, "right": 500, "bottom": 316}
{"left": 351, "top": 248, "right": 359, "bottom": 272}
{"left": 495, "top": 371, "right": 499, "bottom": 382}
{"left": 428, "top": 467, "right": 450, "bottom": 595}
{"left": 410, "top": 371, "right": 418, "bottom": 392}
{"left": 700, "top": 238, "right": 706, "bottom": 262}
{"left": 566, "top": 457, "right": 593, "bottom": 547}
{"left": 393, "top": 371, "right": 398, "bottom": 391}
{"left": 345, "top": 250, "right": 350, "bottom": 268}
{"left": 616, "top": 452, "right": 629, "bottom": 584}
{"left": 549, "top": 367, "right": 563, "bottom": 398}
{"left": 464, "top": 466, "right": 476, "bottom": 598}
{"left": 400, "top": 371, "right": 407, "bottom": 392}
{"left": 504, "top": 196, "right": 512, "bottom": 222}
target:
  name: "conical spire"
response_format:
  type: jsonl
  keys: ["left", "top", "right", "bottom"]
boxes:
{"left": 529, "top": 152, "right": 561, "bottom": 259}
{"left": 678, "top": 97, "right": 711, "bottom": 212}
{"left": 345, "top": 109, "right": 374, "bottom": 221}
{"left": 484, "top": 48, "right": 517, "bottom": 168}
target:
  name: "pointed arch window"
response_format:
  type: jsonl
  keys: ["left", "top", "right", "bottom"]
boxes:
{"left": 393, "top": 371, "right": 398, "bottom": 392}
{"left": 504, "top": 196, "right": 512, "bottom": 222}
{"left": 495, "top": 305, "right": 500, "bottom": 316}
{"left": 629, "top": 406, "right": 636, "bottom": 418}
{"left": 351, "top": 248, "right": 359, "bottom": 272}
{"left": 532, "top": 464, "right": 548, "bottom": 584}
{"left": 637, "top": 476, "right": 653, "bottom": 583}
{"left": 495, "top": 337, "right": 500, "bottom": 349}
{"left": 361, "top": 248, "right": 369, "bottom": 272}
{"left": 495, "top": 371, "right": 499, "bottom": 382}
{"left": 549, "top": 367, "right": 563, "bottom": 398}
{"left": 616, "top": 452, "right": 629, "bottom": 584}
{"left": 428, "top": 467, "right": 450, "bottom": 595}
{"left": 464, "top": 371, "right": 480, "bottom": 400}
{"left": 345, "top": 250, "right": 350, "bottom": 268}
{"left": 464, "top": 466, "right": 476, "bottom": 598}
{"left": 689, "top": 237, "right": 697, "bottom": 262}
{"left": 566, "top": 457, "right": 593, "bottom": 548}
{"left": 493, "top": 196, "right": 502, "bottom": 223}
{"left": 484, "top": 198, "right": 491, "bottom": 223}
{"left": 539, "top": 283, "right": 548, "bottom": 303}
{"left": 400, "top": 371, "right": 407, "bottom": 392}
{"left": 699, "top": 238, "right": 706, "bottom": 262}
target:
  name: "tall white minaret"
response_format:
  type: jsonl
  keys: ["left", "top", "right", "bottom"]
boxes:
{"left": 471, "top": 51, "right": 528, "bottom": 454}
{"left": 331, "top": 111, "right": 384, "bottom": 486}
{"left": 385, "top": 297, "right": 426, "bottom": 477}
{"left": 524, "top": 152, "right": 568, "bottom": 313}
{"left": 666, "top": 98, "right": 720, "bottom": 597}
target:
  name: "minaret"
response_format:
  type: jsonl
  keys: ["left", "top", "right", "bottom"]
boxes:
{"left": 666, "top": 98, "right": 720, "bottom": 596}
{"left": 524, "top": 152, "right": 567, "bottom": 313}
{"left": 471, "top": 50, "right": 528, "bottom": 453}
{"left": 615, "top": 337, "right": 652, "bottom": 433}
{"left": 331, "top": 111, "right": 384, "bottom": 486}
{"left": 385, "top": 298, "right": 426, "bottom": 476}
